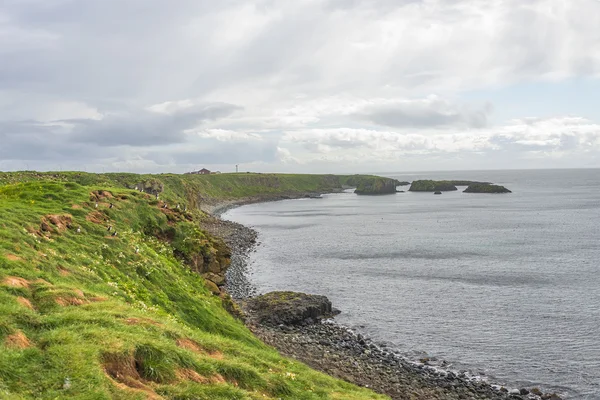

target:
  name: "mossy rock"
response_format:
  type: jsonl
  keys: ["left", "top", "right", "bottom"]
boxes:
{"left": 409, "top": 180, "right": 458, "bottom": 192}
{"left": 244, "top": 291, "right": 340, "bottom": 326}
{"left": 463, "top": 183, "right": 512, "bottom": 193}
{"left": 354, "top": 177, "right": 400, "bottom": 195}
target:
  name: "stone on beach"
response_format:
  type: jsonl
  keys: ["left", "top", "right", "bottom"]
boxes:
{"left": 244, "top": 291, "right": 340, "bottom": 326}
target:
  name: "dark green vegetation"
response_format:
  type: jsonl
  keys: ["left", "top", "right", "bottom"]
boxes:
{"left": 0, "top": 172, "right": 388, "bottom": 206}
{"left": 409, "top": 180, "right": 459, "bottom": 192}
{"left": 463, "top": 183, "right": 512, "bottom": 193}
{"left": 0, "top": 171, "right": 386, "bottom": 400}
{"left": 353, "top": 178, "right": 401, "bottom": 195}
{"left": 409, "top": 180, "right": 508, "bottom": 193}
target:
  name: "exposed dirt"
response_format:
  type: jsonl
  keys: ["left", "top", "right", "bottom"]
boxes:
{"left": 86, "top": 211, "right": 108, "bottom": 224}
{"left": 210, "top": 374, "right": 226, "bottom": 384}
{"left": 176, "top": 338, "right": 224, "bottom": 360}
{"left": 55, "top": 296, "right": 87, "bottom": 306}
{"left": 103, "top": 353, "right": 162, "bottom": 400}
{"left": 175, "top": 368, "right": 209, "bottom": 384}
{"left": 16, "top": 297, "right": 34, "bottom": 310}
{"left": 90, "top": 190, "right": 114, "bottom": 201}
{"left": 5, "top": 254, "right": 22, "bottom": 261}
{"left": 4, "top": 331, "right": 32, "bottom": 349}
{"left": 39, "top": 214, "right": 73, "bottom": 235}
{"left": 2, "top": 276, "right": 30, "bottom": 288}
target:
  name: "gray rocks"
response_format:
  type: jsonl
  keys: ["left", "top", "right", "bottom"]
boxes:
{"left": 244, "top": 291, "right": 340, "bottom": 326}
{"left": 251, "top": 321, "right": 544, "bottom": 400}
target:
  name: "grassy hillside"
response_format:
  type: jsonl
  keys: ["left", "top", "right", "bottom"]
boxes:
{"left": 0, "top": 173, "right": 387, "bottom": 399}
{"left": 0, "top": 172, "right": 386, "bottom": 208}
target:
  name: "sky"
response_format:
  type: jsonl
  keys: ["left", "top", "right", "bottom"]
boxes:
{"left": 1, "top": 0, "right": 600, "bottom": 174}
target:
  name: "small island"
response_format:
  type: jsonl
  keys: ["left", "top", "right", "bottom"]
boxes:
{"left": 463, "top": 183, "right": 512, "bottom": 193}
{"left": 354, "top": 177, "right": 401, "bottom": 195}
{"left": 409, "top": 180, "right": 511, "bottom": 193}
{"left": 409, "top": 180, "right": 458, "bottom": 192}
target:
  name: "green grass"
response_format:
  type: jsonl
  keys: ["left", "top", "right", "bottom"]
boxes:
{"left": 0, "top": 172, "right": 388, "bottom": 206}
{"left": 0, "top": 173, "right": 388, "bottom": 399}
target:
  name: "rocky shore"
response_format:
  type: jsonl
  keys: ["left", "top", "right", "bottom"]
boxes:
{"left": 206, "top": 200, "right": 561, "bottom": 400}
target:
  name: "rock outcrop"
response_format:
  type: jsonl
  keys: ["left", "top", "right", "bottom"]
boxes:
{"left": 409, "top": 180, "right": 458, "bottom": 192}
{"left": 409, "top": 180, "right": 499, "bottom": 192}
{"left": 243, "top": 291, "right": 340, "bottom": 326}
{"left": 354, "top": 178, "right": 400, "bottom": 195}
{"left": 463, "top": 183, "right": 512, "bottom": 193}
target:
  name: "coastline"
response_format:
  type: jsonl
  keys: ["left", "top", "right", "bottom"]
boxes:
{"left": 208, "top": 196, "right": 561, "bottom": 400}
{"left": 201, "top": 190, "right": 343, "bottom": 216}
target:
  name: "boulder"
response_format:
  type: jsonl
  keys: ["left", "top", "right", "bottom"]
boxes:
{"left": 202, "top": 272, "right": 225, "bottom": 286}
{"left": 208, "top": 259, "right": 221, "bottom": 274}
{"left": 434, "top": 191, "right": 442, "bottom": 195}
{"left": 244, "top": 291, "right": 340, "bottom": 326}
{"left": 204, "top": 279, "right": 220, "bottom": 295}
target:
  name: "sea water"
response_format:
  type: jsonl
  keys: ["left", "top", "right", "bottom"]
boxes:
{"left": 224, "top": 169, "right": 600, "bottom": 399}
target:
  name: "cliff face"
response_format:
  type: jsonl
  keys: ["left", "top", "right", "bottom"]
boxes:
{"left": 354, "top": 177, "right": 400, "bottom": 195}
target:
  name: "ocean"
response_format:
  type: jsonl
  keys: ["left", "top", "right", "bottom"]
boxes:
{"left": 223, "top": 169, "right": 600, "bottom": 399}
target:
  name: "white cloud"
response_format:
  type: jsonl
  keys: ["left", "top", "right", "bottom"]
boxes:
{"left": 278, "top": 116, "right": 600, "bottom": 167}
{"left": 190, "top": 128, "right": 263, "bottom": 142}
{"left": 1, "top": 0, "right": 600, "bottom": 172}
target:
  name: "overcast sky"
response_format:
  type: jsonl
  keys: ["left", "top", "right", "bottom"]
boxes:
{"left": 1, "top": 0, "right": 600, "bottom": 173}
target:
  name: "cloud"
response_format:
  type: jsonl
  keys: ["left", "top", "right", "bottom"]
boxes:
{"left": 66, "top": 101, "right": 241, "bottom": 147}
{"left": 354, "top": 96, "right": 491, "bottom": 129}
{"left": 267, "top": 95, "right": 491, "bottom": 129}
{"left": 279, "top": 117, "right": 600, "bottom": 166}
{"left": 0, "top": 0, "right": 599, "bottom": 172}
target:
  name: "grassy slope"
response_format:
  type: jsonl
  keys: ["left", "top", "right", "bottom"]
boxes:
{"left": 0, "top": 172, "right": 383, "bottom": 205}
{"left": 0, "top": 173, "right": 387, "bottom": 400}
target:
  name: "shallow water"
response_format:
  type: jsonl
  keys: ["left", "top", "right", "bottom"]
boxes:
{"left": 224, "top": 169, "right": 600, "bottom": 399}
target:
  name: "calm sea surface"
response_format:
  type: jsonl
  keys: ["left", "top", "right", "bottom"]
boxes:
{"left": 224, "top": 169, "right": 600, "bottom": 399}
